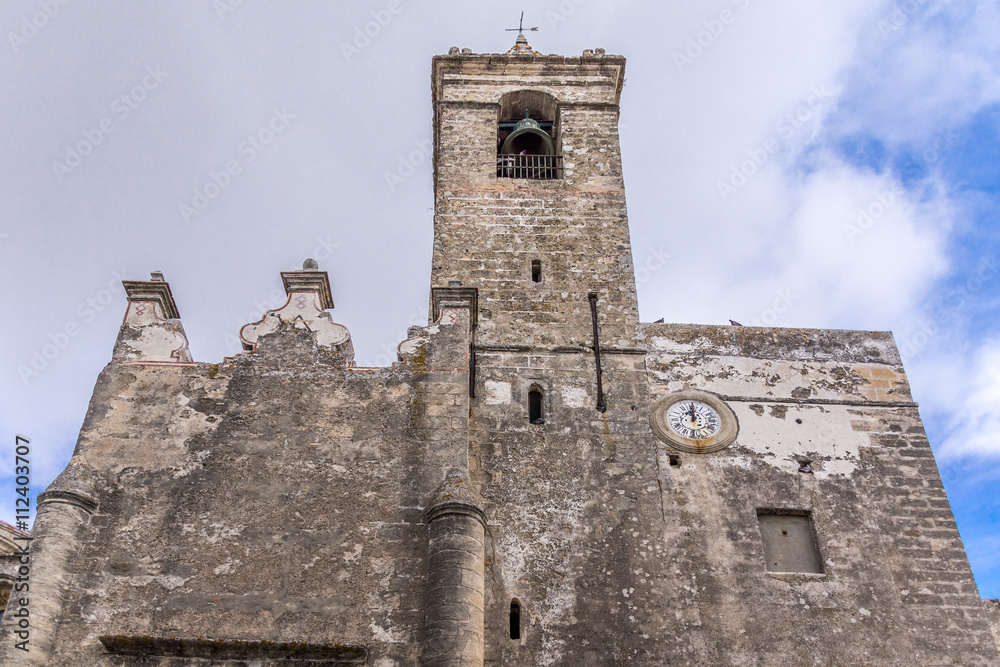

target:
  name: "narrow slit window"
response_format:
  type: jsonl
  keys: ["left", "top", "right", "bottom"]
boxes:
{"left": 531, "top": 260, "right": 541, "bottom": 283}
{"left": 510, "top": 599, "right": 521, "bottom": 640}
{"left": 528, "top": 388, "right": 543, "bottom": 424}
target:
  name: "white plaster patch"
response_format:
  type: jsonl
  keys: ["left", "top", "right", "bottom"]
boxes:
{"left": 213, "top": 558, "right": 241, "bottom": 575}
{"left": 369, "top": 622, "right": 405, "bottom": 643}
{"left": 484, "top": 380, "right": 512, "bottom": 405}
{"left": 126, "top": 327, "right": 188, "bottom": 359}
{"left": 203, "top": 522, "right": 244, "bottom": 544}
{"left": 122, "top": 575, "right": 188, "bottom": 590}
{"left": 343, "top": 543, "right": 363, "bottom": 562}
{"left": 731, "top": 403, "right": 866, "bottom": 478}
{"left": 172, "top": 448, "right": 212, "bottom": 478}
{"left": 115, "top": 301, "right": 193, "bottom": 363}
{"left": 710, "top": 455, "right": 752, "bottom": 471}
{"left": 560, "top": 386, "right": 589, "bottom": 409}
{"left": 397, "top": 337, "right": 425, "bottom": 357}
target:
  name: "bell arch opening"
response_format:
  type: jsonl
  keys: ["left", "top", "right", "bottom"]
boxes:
{"left": 497, "top": 90, "right": 562, "bottom": 180}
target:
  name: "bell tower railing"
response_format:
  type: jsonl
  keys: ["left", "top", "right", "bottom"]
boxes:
{"left": 496, "top": 154, "right": 564, "bottom": 180}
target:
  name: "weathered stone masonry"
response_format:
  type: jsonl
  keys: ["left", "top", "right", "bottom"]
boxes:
{"left": 1, "top": 39, "right": 997, "bottom": 666}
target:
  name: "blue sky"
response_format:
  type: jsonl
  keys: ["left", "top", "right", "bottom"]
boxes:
{"left": 0, "top": 1, "right": 998, "bottom": 597}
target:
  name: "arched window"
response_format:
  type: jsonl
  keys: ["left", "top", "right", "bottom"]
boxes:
{"left": 528, "top": 387, "right": 544, "bottom": 424}
{"left": 509, "top": 599, "right": 522, "bottom": 640}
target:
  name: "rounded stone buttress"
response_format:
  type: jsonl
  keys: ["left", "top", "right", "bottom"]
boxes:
{"left": 423, "top": 472, "right": 487, "bottom": 667}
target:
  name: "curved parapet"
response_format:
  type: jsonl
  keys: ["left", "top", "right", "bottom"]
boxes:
{"left": 239, "top": 260, "right": 354, "bottom": 366}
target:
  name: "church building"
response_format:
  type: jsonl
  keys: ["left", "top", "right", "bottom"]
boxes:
{"left": 2, "top": 34, "right": 998, "bottom": 666}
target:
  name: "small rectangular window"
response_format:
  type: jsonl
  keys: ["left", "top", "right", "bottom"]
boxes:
{"left": 531, "top": 260, "right": 541, "bottom": 283}
{"left": 757, "top": 510, "right": 823, "bottom": 574}
{"left": 528, "top": 389, "right": 543, "bottom": 424}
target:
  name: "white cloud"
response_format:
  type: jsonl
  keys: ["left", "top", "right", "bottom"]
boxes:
{"left": 834, "top": 2, "right": 1000, "bottom": 145}
{"left": 937, "top": 339, "right": 1000, "bottom": 459}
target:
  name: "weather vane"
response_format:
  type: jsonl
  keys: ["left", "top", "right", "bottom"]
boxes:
{"left": 505, "top": 11, "right": 538, "bottom": 36}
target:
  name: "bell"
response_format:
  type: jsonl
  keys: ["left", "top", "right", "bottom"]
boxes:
{"left": 500, "top": 114, "right": 554, "bottom": 156}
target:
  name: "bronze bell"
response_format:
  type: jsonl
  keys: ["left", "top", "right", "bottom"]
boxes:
{"left": 500, "top": 114, "right": 554, "bottom": 156}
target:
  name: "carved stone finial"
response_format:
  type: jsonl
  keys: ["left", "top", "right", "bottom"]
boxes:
{"left": 239, "top": 265, "right": 354, "bottom": 365}
{"left": 114, "top": 276, "right": 193, "bottom": 364}
{"left": 449, "top": 46, "right": 459, "bottom": 55}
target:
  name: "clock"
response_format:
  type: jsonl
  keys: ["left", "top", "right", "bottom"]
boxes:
{"left": 666, "top": 399, "right": 722, "bottom": 440}
{"left": 650, "top": 390, "right": 738, "bottom": 453}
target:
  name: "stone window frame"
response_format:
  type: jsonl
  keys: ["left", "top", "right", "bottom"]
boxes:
{"left": 755, "top": 508, "right": 827, "bottom": 578}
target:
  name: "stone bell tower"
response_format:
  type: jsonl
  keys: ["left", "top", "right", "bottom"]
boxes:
{"left": 430, "top": 39, "right": 638, "bottom": 348}
{"left": 430, "top": 35, "right": 658, "bottom": 665}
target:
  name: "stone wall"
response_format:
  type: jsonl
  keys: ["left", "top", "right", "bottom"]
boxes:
{"left": 985, "top": 599, "right": 1000, "bottom": 658}
{"left": 0, "top": 293, "right": 479, "bottom": 666}
{"left": 467, "top": 322, "right": 999, "bottom": 665}
{"left": 44, "top": 362, "right": 426, "bottom": 666}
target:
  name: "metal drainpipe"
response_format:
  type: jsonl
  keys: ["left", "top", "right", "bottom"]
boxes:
{"left": 588, "top": 293, "right": 606, "bottom": 412}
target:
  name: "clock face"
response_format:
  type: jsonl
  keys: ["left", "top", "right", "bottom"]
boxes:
{"left": 666, "top": 400, "right": 722, "bottom": 440}
{"left": 649, "top": 390, "right": 739, "bottom": 454}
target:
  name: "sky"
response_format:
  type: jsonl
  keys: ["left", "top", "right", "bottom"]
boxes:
{"left": 0, "top": 1, "right": 997, "bottom": 597}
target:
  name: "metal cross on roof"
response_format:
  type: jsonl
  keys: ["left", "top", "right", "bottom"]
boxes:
{"left": 505, "top": 11, "right": 538, "bottom": 35}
